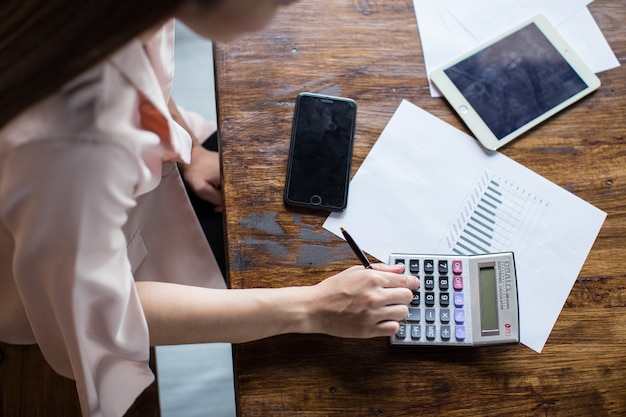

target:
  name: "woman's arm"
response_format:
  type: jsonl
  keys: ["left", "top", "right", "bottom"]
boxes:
{"left": 136, "top": 263, "right": 419, "bottom": 345}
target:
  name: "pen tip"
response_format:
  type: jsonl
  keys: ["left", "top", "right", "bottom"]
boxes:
{"left": 340, "top": 227, "right": 345, "bottom": 232}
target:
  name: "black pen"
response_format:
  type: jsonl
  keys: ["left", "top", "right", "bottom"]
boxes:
{"left": 340, "top": 227, "right": 373, "bottom": 269}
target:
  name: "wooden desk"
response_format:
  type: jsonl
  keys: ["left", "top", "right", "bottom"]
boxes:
{"left": 214, "top": 1, "right": 626, "bottom": 415}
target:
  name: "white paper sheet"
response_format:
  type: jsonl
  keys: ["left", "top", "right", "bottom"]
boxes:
{"left": 437, "top": 0, "right": 592, "bottom": 40}
{"left": 323, "top": 100, "right": 606, "bottom": 352}
{"left": 413, "top": 0, "right": 620, "bottom": 96}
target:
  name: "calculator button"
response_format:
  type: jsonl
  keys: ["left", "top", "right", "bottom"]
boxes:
{"left": 424, "top": 276, "right": 435, "bottom": 290}
{"left": 409, "top": 259, "right": 419, "bottom": 274}
{"left": 395, "top": 258, "right": 405, "bottom": 265}
{"left": 411, "top": 291, "right": 421, "bottom": 306}
{"left": 453, "top": 275, "right": 464, "bottom": 290}
{"left": 454, "top": 309, "right": 465, "bottom": 324}
{"left": 455, "top": 325, "right": 466, "bottom": 341}
{"left": 452, "top": 260, "right": 463, "bottom": 274}
{"left": 425, "top": 292, "right": 435, "bottom": 307}
{"left": 407, "top": 308, "right": 421, "bottom": 322}
{"left": 424, "top": 260, "right": 434, "bottom": 274}
{"left": 396, "top": 323, "right": 407, "bottom": 339}
{"left": 411, "top": 325, "right": 421, "bottom": 340}
{"left": 426, "top": 325, "right": 437, "bottom": 340}
{"left": 441, "top": 326, "right": 451, "bottom": 340}
{"left": 438, "top": 260, "right": 449, "bottom": 275}
{"left": 439, "top": 292, "right": 450, "bottom": 307}
{"left": 425, "top": 309, "right": 436, "bottom": 323}
{"left": 440, "top": 308, "right": 450, "bottom": 323}
{"left": 439, "top": 276, "right": 449, "bottom": 290}
{"left": 454, "top": 292, "right": 464, "bottom": 307}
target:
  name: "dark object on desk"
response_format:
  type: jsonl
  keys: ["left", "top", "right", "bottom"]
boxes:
{"left": 340, "top": 227, "right": 373, "bottom": 269}
{"left": 284, "top": 93, "right": 356, "bottom": 212}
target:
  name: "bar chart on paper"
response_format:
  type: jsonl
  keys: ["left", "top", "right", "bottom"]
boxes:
{"left": 438, "top": 169, "right": 549, "bottom": 257}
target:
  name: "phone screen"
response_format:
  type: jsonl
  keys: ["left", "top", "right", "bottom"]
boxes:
{"left": 284, "top": 93, "right": 356, "bottom": 211}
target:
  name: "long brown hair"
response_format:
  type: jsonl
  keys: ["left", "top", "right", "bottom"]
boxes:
{"left": 0, "top": 0, "right": 184, "bottom": 129}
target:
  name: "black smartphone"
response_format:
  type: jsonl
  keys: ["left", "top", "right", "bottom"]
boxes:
{"left": 284, "top": 92, "right": 357, "bottom": 211}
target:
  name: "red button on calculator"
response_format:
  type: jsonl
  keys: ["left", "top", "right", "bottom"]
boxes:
{"left": 452, "top": 260, "right": 463, "bottom": 274}
{"left": 453, "top": 275, "right": 463, "bottom": 290}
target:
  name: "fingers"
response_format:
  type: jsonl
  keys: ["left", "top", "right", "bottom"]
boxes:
{"left": 391, "top": 272, "right": 420, "bottom": 291}
{"left": 357, "top": 305, "right": 409, "bottom": 338}
{"left": 358, "top": 267, "right": 416, "bottom": 316}
{"left": 369, "top": 264, "right": 420, "bottom": 290}
{"left": 378, "top": 303, "right": 410, "bottom": 323}
{"left": 193, "top": 181, "right": 223, "bottom": 206}
{"left": 374, "top": 320, "right": 402, "bottom": 337}
{"left": 382, "top": 287, "right": 414, "bottom": 307}
{"left": 371, "top": 262, "right": 405, "bottom": 273}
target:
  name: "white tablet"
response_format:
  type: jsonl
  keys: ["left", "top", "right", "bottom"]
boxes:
{"left": 430, "top": 15, "right": 601, "bottom": 150}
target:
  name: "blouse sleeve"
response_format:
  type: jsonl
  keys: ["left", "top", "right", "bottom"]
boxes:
{"left": 0, "top": 138, "right": 155, "bottom": 417}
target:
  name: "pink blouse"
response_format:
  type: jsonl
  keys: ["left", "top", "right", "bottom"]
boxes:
{"left": 0, "top": 21, "right": 225, "bottom": 417}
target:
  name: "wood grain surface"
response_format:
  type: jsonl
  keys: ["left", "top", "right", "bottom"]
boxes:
{"left": 215, "top": 0, "right": 626, "bottom": 415}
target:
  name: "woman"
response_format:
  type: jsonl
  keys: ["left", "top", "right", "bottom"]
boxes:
{"left": 0, "top": 0, "right": 419, "bottom": 416}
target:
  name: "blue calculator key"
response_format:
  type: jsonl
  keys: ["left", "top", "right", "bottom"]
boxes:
{"left": 454, "top": 309, "right": 465, "bottom": 324}
{"left": 454, "top": 292, "right": 464, "bottom": 307}
{"left": 455, "top": 325, "right": 466, "bottom": 341}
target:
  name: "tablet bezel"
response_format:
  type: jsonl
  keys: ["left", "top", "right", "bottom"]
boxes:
{"left": 430, "top": 15, "right": 601, "bottom": 151}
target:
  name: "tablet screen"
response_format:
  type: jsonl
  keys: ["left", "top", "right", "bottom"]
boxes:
{"left": 443, "top": 22, "right": 589, "bottom": 140}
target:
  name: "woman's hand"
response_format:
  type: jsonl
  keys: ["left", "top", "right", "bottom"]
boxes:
{"left": 180, "top": 145, "right": 223, "bottom": 211}
{"left": 305, "top": 263, "right": 420, "bottom": 338}
{"left": 167, "top": 97, "right": 223, "bottom": 211}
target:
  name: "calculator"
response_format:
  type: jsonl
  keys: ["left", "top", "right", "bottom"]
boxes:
{"left": 389, "top": 252, "right": 519, "bottom": 347}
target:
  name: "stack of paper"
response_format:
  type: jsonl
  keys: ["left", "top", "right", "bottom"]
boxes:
{"left": 413, "top": 0, "right": 620, "bottom": 96}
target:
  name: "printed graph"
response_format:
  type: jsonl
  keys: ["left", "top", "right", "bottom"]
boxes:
{"left": 438, "top": 169, "right": 549, "bottom": 257}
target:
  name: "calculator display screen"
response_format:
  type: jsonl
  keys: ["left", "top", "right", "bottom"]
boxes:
{"left": 479, "top": 266, "right": 500, "bottom": 335}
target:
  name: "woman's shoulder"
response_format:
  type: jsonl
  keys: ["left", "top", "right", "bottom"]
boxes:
{"left": 0, "top": 64, "right": 105, "bottom": 149}
{"left": 0, "top": 49, "right": 157, "bottom": 157}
